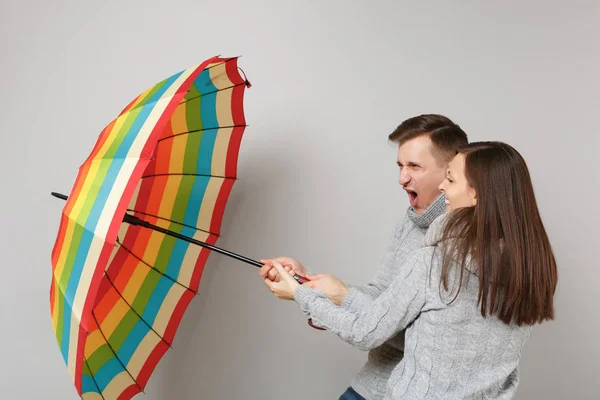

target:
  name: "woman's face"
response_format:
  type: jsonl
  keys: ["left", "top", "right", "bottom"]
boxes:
{"left": 438, "top": 153, "right": 477, "bottom": 211}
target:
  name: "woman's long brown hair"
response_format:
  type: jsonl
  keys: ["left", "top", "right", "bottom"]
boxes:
{"left": 440, "top": 142, "right": 557, "bottom": 326}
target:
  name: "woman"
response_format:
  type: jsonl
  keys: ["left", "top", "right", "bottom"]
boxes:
{"left": 264, "top": 141, "right": 557, "bottom": 399}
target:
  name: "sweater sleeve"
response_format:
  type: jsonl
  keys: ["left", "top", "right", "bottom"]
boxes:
{"left": 294, "top": 247, "right": 432, "bottom": 351}
{"left": 341, "top": 217, "right": 407, "bottom": 312}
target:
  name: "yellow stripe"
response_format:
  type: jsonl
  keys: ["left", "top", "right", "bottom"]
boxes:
{"left": 54, "top": 218, "right": 76, "bottom": 283}
{"left": 84, "top": 329, "right": 106, "bottom": 357}
{"left": 143, "top": 230, "right": 164, "bottom": 267}
{"left": 95, "top": 113, "right": 129, "bottom": 161}
{"left": 51, "top": 280, "right": 60, "bottom": 331}
{"left": 157, "top": 174, "right": 182, "bottom": 217}
{"left": 122, "top": 259, "right": 151, "bottom": 303}
{"left": 100, "top": 298, "right": 130, "bottom": 338}
{"left": 169, "top": 135, "right": 187, "bottom": 175}
{"left": 170, "top": 100, "right": 189, "bottom": 136}
{"left": 67, "top": 159, "right": 103, "bottom": 223}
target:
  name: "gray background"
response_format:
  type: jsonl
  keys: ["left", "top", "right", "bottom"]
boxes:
{"left": 1, "top": 1, "right": 598, "bottom": 399}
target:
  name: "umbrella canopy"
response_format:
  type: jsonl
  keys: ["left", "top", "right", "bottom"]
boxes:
{"left": 50, "top": 55, "right": 254, "bottom": 399}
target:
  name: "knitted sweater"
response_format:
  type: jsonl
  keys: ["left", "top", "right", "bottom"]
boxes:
{"left": 295, "top": 213, "right": 531, "bottom": 399}
{"left": 337, "top": 194, "right": 446, "bottom": 399}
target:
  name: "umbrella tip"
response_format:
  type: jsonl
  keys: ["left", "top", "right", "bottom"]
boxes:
{"left": 51, "top": 192, "right": 68, "bottom": 201}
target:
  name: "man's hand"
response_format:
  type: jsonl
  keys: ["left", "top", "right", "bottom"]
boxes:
{"left": 304, "top": 274, "right": 349, "bottom": 306}
{"left": 259, "top": 256, "right": 308, "bottom": 282}
{"left": 263, "top": 260, "right": 300, "bottom": 300}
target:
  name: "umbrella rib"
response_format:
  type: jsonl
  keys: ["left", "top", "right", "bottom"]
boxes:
{"left": 179, "top": 81, "right": 248, "bottom": 105}
{"left": 83, "top": 357, "right": 106, "bottom": 400}
{"left": 116, "top": 238, "right": 198, "bottom": 295}
{"left": 91, "top": 312, "right": 145, "bottom": 393}
{"left": 157, "top": 124, "right": 248, "bottom": 143}
{"left": 123, "top": 211, "right": 221, "bottom": 238}
{"left": 205, "top": 56, "right": 238, "bottom": 71}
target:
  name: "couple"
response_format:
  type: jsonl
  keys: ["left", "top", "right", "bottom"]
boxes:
{"left": 259, "top": 114, "right": 557, "bottom": 400}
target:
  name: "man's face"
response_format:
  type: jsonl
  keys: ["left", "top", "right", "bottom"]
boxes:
{"left": 396, "top": 136, "right": 447, "bottom": 214}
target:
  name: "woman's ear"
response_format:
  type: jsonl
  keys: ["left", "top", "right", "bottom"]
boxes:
{"left": 470, "top": 188, "right": 477, "bottom": 206}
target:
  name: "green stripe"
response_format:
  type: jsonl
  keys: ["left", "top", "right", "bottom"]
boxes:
{"left": 108, "top": 309, "right": 139, "bottom": 352}
{"left": 87, "top": 343, "right": 114, "bottom": 374}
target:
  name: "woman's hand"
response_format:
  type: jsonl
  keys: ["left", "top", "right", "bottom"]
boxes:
{"left": 304, "top": 274, "right": 349, "bottom": 306}
{"left": 263, "top": 260, "right": 300, "bottom": 300}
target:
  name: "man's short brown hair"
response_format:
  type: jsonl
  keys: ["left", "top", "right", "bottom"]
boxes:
{"left": 389, "top": 114, "right": 468, "bottom": 165}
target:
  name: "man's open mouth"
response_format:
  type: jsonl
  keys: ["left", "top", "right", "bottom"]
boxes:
{"left": 405, "top": 189, "right": 418, "bottom": 206}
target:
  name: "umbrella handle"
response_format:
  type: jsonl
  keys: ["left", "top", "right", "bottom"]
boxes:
{"left": 293, "top": 274, "right": 309, "bottom": 284}
{"left": 292, "top": 274, "right": 327, "bottom": 331}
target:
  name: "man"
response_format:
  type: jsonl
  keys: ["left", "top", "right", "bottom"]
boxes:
{"left": 260, "top": 114, "right": 468, "bottom": 400}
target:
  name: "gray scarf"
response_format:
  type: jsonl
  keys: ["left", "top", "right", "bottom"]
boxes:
{"left": 406, "top": 192, "right": 446, "bottom": 228}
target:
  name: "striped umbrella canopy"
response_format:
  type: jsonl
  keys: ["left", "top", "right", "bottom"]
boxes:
{"left": 49, "top": 55, "right": 256, "bottom": 399}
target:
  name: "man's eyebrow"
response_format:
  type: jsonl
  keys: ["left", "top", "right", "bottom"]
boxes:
{"left": 397, "top": 161, "right": 421, "bottom": 167}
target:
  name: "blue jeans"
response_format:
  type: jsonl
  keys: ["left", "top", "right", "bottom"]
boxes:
{"left": 339, "top": 387, "right": 366, "bottom": 400}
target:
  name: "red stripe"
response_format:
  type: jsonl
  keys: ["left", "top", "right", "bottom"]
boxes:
{"left": 153, "top": 134, "right": 174, "bottom": 176}
{"left": 91, "top": 275, "right": 120, "bottom": 326}
{"left": 119, "top": 93, "right": 143, "bottom": 116}
{"left": 49, "top": 280, "right": 56, "bottom": 315}
{"left": 118, "top": 384, "right": 141, "bottom": 400}
{"left": 189, "top": 234, "right": 219, "bottom": 291}
{"left": 210, "top": 179, "right": 236, "bottom": 235}
{"left": 224, "top": 87, "right": 247, "bottom": 178}
{"left": 137, "top": 340, "right": 170, "bottom": 388}
{"left": 163, "top": 289, "right": 196, "bottom": 344}
{"left": 51, "top": 213, "right": 69, "bottom": 269}
{"left": 224, "top": 56, "right": 245, "bottom": 86}
{"left": 74, "top": 324, "right": 88, "bottom": 395}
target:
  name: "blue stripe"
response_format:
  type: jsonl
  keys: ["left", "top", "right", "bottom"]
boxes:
{"left": 60, "top": 71, "right": 185, "bottom": 353}
{"left": 94, "top": 358, "right": 125, "bottom": 392}
{"left": 81, "top": 374, "right": 100, "bottom": 394}
{"left": 60, "top": 299, "right": 72, "bottom": 362}
{"left": 164, "top": 225, "right": 196, "bottom": 279}
{"left": 141, "top": 276, "right": 175, "bottom": 326}
{"left": 117, "top": 320, "right": 150, "bottom": 366}
{"left": 194, "top": 69, "right": 218, "bottom": 95}
{"left": 164, "top": 177, "right": 210, "bottom": 279}
{"left": 162, "top": 89, "right": 219, "bottom": 280}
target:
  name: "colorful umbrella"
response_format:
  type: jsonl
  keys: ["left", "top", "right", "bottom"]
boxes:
{"left": 49, "top": 55, "right": 303, "bottom": 399}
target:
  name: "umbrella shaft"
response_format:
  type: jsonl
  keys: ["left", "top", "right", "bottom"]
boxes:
{"left": 122, "top": 213, "right": 263, "bottom": 268}
{"left": 50, "top": 191, "right": 308, "bottom": 282}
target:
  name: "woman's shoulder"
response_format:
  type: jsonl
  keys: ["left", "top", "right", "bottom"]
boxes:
{"left": 424, "top": 212, "right": 451, "bottom": 246}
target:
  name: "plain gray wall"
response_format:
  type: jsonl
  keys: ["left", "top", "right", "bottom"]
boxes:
{"left": 2, "top": 1, "right": 599, "bottom": 399}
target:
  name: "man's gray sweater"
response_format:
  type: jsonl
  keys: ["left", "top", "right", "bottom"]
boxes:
{"left": 336, "top": 194, "right": 446, "bottom": 399}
